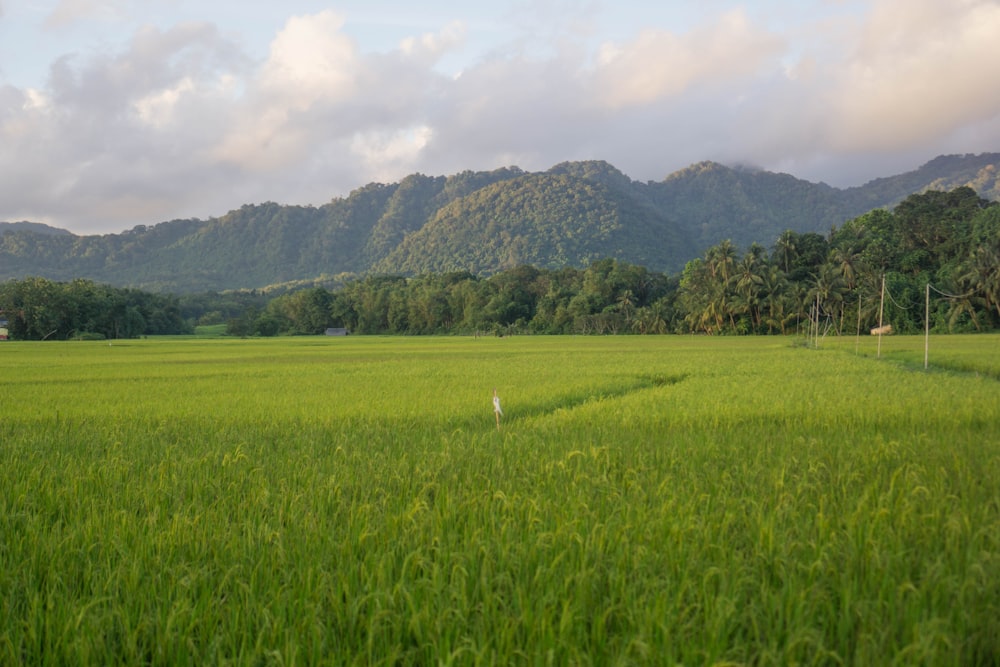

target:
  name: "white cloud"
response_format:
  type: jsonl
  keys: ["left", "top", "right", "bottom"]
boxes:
{"left": 210, "top": 11, "right": 360, "bottom": 171}
{"left": 350, "top": 125, "right": 433, "bottom": 180}
{"left": 593, "top": 9, "right": 785, "bottom": 108}
{"left": 399, "top": 20, "right": 465, "bottom": 63}
{"left": 23, "top": 88, "right": 50, "bottom": 110}
{"left": 0, "top": 18, "right": 251, "bottom": 230}
{"left": 829, "top": 0, "right": 1000, "bottom": 151}
{"left": 44, "top": 0, "right": 125, "bottom": 29}
{"left": 258, "top": 10, "right": 358, "bottom": 105}
{"left": 132, "top": 76, "right": 194, "bottom": 127}
{"left": 212, "top": 10, "right": 456, "bottom": 174}
{"left": 3, "top": 1, "right": 1000, "bottom": 233}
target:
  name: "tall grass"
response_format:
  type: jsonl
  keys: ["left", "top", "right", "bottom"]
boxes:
{"left": 1, "top": 335, "right": 998, "bottom": 664}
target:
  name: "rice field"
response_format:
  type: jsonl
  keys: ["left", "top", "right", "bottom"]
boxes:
{"left": 1, "top": 334, "right": 998, "bottom": 665}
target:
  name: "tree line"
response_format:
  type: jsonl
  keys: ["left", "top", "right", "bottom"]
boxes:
{"left": 2, "top": 187, "right": 998, "bottom": 340}
{"left": 226, "top": 188, "right": 999, "bottom": 337}
{"left": 0, "top": 277, "right": 189, "bottom": 340}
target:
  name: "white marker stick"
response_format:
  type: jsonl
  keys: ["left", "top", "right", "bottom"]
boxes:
{"left": 493, "top": 388, "right": 502, "bottom": 430}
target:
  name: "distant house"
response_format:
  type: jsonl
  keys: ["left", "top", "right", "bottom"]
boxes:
{"left": 0, "top": 316, "right": 7, "bottom": 341}
{"left": 325, "top": 328, "right": 348, "bottom": 336}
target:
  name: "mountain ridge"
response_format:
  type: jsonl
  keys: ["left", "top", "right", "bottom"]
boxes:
{"left": 2, "top": 152, "right": 999, "bottom": 292}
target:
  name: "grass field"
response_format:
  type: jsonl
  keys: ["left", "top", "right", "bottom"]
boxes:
{"left": 1, "top": 334, "right": 998, "bottom": 665}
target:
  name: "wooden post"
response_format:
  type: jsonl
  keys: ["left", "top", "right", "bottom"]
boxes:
{"left": 924, "top": 283, "right": 930, "bottom": 370}
{"left": 814, "top": 293, "right": 820, "bottom": 348}
{"left": 877, "top": 274, "right": 885, "bottom": 359}
{"left": 855, "top": 290, "right": 862, "bottom": 355}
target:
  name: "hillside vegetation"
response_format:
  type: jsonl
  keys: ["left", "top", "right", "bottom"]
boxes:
{"left": 2, "top": 153, "right": 1000, "bottom": 292}
{"left": 4, "top": 186, "right": 997, "bottom": 339}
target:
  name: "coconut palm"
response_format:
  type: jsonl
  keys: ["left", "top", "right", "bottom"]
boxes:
{"left": 733, "top": 249, "right": 766, "bottom": 332}
{"left": 774, "top": 230, "right": 797, "bottom": 274}
{"left": 959, "top": 242, "right": 1000, "bottom": 320}
{"left": 809, "top": 263, "right": 849, "bottom": 334}
{"left": 760, "top": 266, "right": 791, "bottom": 334}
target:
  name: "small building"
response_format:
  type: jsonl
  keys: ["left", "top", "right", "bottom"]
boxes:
{"left": 0, "top": 315, "right": 8, "bottom": 341}
{"left": 325, "top": 328, "right": 348, "bottom": 336}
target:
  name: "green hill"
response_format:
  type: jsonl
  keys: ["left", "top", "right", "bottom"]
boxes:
{"left": 2, "top": 153, "right": 999, "bottom": 292}
{"left": 374, "top": 163, "right": 695, "bottom": 275}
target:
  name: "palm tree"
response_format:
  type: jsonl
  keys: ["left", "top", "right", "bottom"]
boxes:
{"left": 761, "top": 266, "right": 790, "bottom": 334}
{"left": 787, "top": 282, "right": 811, "bottom": 335}
{"left": 809, "top": 263, "right": 849, "bottom": 334}
{"left": 647, "top": 300, "right": 672, "bottom": 334}
{"left": 734, "top": 250, "right": 765, "bottom": 332}
{"left": 706, "top": 239, "right": 738, "bottom": 283}
{"left": 774, "top": 230, "right": 797, "bottom": 274}
{"left": 853, "top": 272, "right": 885, "bottom": 334}
{"left": 703, "top": 240, "right": 739, "bottom": 331}
{"left": 959, "top": 242, "right": 1000, "bottom": 320}
{"left": 830, "top": 246, "right": 868, "bottom": 335}
{"left": 946, "top": 293, "right": 982, "bottom": 331}
{"left": 831, "top": 245, "right": 863, "bottom": 291}
{"left": 617, "top": 289, "right": 635, "bottom": 325}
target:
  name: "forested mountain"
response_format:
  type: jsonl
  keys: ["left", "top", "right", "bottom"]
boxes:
{"left": 2, "top": 153, "right": 999, "bottom": 292}
{"left": 647, "top": 161, "right": 851, "bottom": 249}
{"left": 373, "top": 164, "right": 696, "bottom": 275}
{"left": 4, "top": 187, "right": 998, "bottom": 339}
{"left": 0, "top": 222, "right": 73, "bottom": 236}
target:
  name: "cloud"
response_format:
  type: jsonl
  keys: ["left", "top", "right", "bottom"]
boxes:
{"left": 829, "top": 0, "right": 1000, "bottom": 151}
{"left": 208, "top": 10, "right": 362, "bottom": 171}
{"left": 399, "top": 20, "right": 466, "bottom": 63}
{"left": 258, "top": 10, "right": 358, "bottom": 104}
{"left": 573, "top": 0, "right": 1000, "bottom": 186}
{"left": 3, "top": 1, "right": 1000, "bottom": 233}
{"left": 2, "top": 9, "right": 464, "bottom": 230}
{"left": 212, "top": 10, "right": 455, "bottom": 176}
{"left": 350, "top": 125, "right": 434, "bottom": 182}
{"left": 592, "top": 9, "right": 785, "bottom": 108}
{"left": 132, "top": 76, "right": 196, "bottom": 128}
{"left": 44, "top": 0, "right": 126, "bottom": 29}
{"left": 0, "top": 20, "right": 251, "bottom": 229}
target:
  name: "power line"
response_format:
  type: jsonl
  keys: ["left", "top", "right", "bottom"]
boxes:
{"left": 928, "top": 283, "right": 977, "bottom": 300}
{"left": 883, "top": 284, "right": 915, "bottom": 310}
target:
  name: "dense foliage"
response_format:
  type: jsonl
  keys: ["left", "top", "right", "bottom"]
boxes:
{"left": 224, "top": 187, "right": 999, "bottom": 337}
{"left": 677, "top": 187, "right": 1000, "bottom": 335}
{"left": 3, "top": 154, "right": 999, "bottom": 292}
{"left": 0, "top": 277, "right": 189, "bottom": 340}
{"left": 203, "top": 188, "right": 1000, "bottom": 335}
{"left": 3, "top": 187, "right": 997, "bottom": 340}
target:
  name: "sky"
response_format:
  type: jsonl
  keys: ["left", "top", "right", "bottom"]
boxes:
{"left": 1, "top": 0, "right": 999, "bottom": 235}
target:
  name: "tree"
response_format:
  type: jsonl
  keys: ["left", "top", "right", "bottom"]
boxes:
{"left": 616, "top": 289, "right": 635, "bottom": 326}
{"left": 809, "top": 262, "right": 848, "bottom": 334}
{"left": 281, "top": 288, "right": 333, "bottom": 334}
{"left": 892, "top": 187, "right": 993, "bottom": 272}
{"left": 733, "top": 248, "right": 766, "bottom": 332}
{"left": 760, "top": 266, "right": 791, "bottom": 334}
{"left": 774, "top": 230, "right": 797, "bottom": 274}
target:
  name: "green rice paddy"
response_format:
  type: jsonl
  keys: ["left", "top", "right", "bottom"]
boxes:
{"left": 1, "top": 334, "right": 998, "bottom": 665}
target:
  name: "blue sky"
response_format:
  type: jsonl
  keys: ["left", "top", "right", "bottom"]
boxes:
{"left": 2, "top": 0, "right": 999, "bottom": 234}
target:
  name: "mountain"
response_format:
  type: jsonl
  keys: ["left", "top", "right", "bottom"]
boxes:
{"left": 647, "top": 161, "right": 852, "bottom": 249}
{"left": 0, "top": 221, "right": 74, "bottom": 236}
{"left": 843, "top": 152, "right": 1000, "bottom": 208}
{"left": 2, "top": 153, "right": 999, "bottom": 292}
{"left": 374, "top": 162, "right": 697, "bottom": 275}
